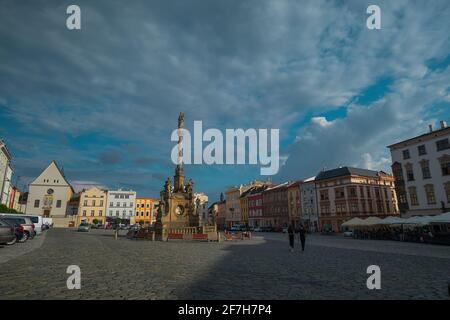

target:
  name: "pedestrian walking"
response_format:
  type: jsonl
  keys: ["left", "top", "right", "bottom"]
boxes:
{"left": 288, "top": 224, "right": 295, "bottom": 253}
{"left": 298, "top": 224, "right": 306, "bottom": 252}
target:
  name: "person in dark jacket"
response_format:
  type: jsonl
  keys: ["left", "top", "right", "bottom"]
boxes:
{"left": 288, "top": 224, "right": 295, "bottom": 253}
{"left": 298, "top": 224, "right": 306, "bottom": 252}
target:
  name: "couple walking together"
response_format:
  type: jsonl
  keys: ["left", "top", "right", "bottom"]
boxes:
{"left": 288, "top": 224, "right": 306, "bottom": 253}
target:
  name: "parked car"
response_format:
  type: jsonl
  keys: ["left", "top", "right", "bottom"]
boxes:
{"left": 0, "top": 218, "right": 17, "bottom": 245}
{"left": 77, "top": 223, "right": 91, "bottom": 232}
{"left": 0, "top": 218, "right": 28, "bottom": 242}
{"left": 282, "top": 227, "right": 288, "bottom": 233}
{"left": 343, "top": 230, "right": 354, "bottom": 238}
{"left": 253, "top": 227, "right": 262, "bottom": 232}
{"left": 22, "top": 215, "right": 43, "bottom": 235}
{"left": 0, "top": 216, "right": 35, "bottom": 239}
{"left": 0, "top": 213, "right": 42, "bottom": 234}
{"left": 321, "top": 224, "right": 334, "bottom": 235}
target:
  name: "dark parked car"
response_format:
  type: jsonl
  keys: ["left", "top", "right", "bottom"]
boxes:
{"left": 0, "top": 218, "right": 28, "bottom": 242}
{"left": 0, "top": 218, "right": 16, "bottom": 245}
{"left": 321, "top": 224, "right": 334, "bottom": 235}
{"left": 1, "top": 217, "right": 35, "bottom": 239}
{"left": 77, "top": 223, "right": 91, "bottom": 232}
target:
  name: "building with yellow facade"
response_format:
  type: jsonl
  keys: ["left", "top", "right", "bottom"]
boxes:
{"left": 76, "top": 187, "right": 107, "bottom": 225}
{"left": 133, "top": 197, "right": 156, "bottom": 225}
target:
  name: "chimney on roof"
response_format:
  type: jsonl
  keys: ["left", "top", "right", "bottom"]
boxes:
{"left": 440, "top": 120, "right": 447, "bottom": 129}
{"left": 429, "top": 124, "right": 433, "bottom": 133}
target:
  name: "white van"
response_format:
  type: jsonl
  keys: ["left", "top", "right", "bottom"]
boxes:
{"left": 0, "top": 213, "right": 44, "bottom": 235}
{"left": 22, "top": 215, "right": 44, "bottom": 235}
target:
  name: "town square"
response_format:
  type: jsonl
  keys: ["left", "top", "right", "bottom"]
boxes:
{"left": 1, "top": 228, "right": 450, "bottom": 300}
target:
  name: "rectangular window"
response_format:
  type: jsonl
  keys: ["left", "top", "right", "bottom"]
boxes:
{"left": 424, "top": 185, "right": 436, "bottom": 205}
{"left": 418, "top": 145, "right": 427, "bottom": 155}
{"left": 436, "top": 138, "right": 450, "bottom": 151}
{"left": 34, "top": 199, "right": 40, "bottom": 208}
{"left": 91, "top": 210, "right": 95, "bottom": 217}
{"left": 441, "top": 161, "right": 450, "bottom": 176}
{"left": 406, "top": 168, "right": 415, "bottom": 181}
{"left": 348, "top": 187, "right": 357, "bottom": 198}
{"left": 408, "top": 187, "right": 419, "bottom": 206}
{"left": 335, "top": 188, "right": 345, "bottom": 199}
{"left": 92, "top": 200, "right": 96, "bottom": 206}
{"left": 100, "top": 200, "right": 103, "bottom": 206}
{"left": 99, "top": 210, "right": 103, "bottom": 216}
{"left": 399, "top": 194, "right": 407, "bottom": 204}
{"left": 320, "top": 190, "right": 329, "bottom": 201}
{"left": 445, "top": 183, "right": 450, "bottom": 203}
{"left": 83, "top": 210, "right": 86, "bottom": 216}
{"left": 403, "top": 149, "right": 410, "bottom": 159}
{"left": 56, "top": 200, "right": 62, "bottom": 208}
{"left": 84, "top": 200, "right": 88, "bottom": 206}
{"left": 422, "top": 166, "right": 431, "bottom": 179}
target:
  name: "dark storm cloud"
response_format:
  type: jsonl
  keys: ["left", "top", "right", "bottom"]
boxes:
{"left": 98, "top": 150, "right": 122, "bottom": 165}
{"left": 133, "top": 156, "right": 160, "bottom": 166}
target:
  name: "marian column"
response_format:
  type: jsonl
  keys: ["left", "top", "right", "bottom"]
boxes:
{"left": 174, "top": 112, "right": 185, "bottom": 192}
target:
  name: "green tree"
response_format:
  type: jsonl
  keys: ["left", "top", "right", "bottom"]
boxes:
{"left": 139, "top": 220, "right": 144, "bottom": 226}
{"left": 92, "top": 218, "right": 99, "bottom": 225}
{"left": 0, "top": 204, "right": 21, "bottom": 213}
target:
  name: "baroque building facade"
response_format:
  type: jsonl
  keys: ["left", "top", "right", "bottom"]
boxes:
{"left": 77, "top": 187, "right": 107, "bottom": 225}
{"left": 299, "top": 176, "right": 319, "bottom": 232}
{"left": 106, "top": 189, "right": 136, "bottom": 221}
{"left": 388, "top": 121, "right": 450, "bottom": 217}
{"left": 26, "top": 161, "right": 75, "bottom": 227}
{"left": 315, "top": 166, "right": 398, "bottom": 232}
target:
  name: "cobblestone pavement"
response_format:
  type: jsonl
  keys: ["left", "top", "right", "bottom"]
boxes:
{"left": 0, "top": 232, "right": 46, "bottom": 264}
{"left": 0, "top": 228, "right": 449, "bottom": 300}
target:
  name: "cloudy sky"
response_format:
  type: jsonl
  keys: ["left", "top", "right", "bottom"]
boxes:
{"left": 1, "top": 0, "right": 449, "bottom": 201}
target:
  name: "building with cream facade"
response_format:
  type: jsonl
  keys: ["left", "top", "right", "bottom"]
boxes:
{"left": 388, "top": 121, "right": 450, "bottom": 217}
{"left": 225, "top": 181, "right": 268, "bottom": 228}
{"left": 77, "top": 187, "right": 107, "bottom": 225}
{"left": 26, "top": 161, "right": 75, "bottom": 227}
{"left": 0, "top": 139, "right": 12, "bottom": 206}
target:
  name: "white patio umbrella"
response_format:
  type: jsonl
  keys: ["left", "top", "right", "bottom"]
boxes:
{"left": 341, "top": 217, "right": 365, "bottom": 227}
{"left": 359, "top": 216, "right": 382, "bottom": 226}
{"left": 402, "top": 216, "right": 432, "bottom": 225}
{"left": 377, "top": 216, "right": 405, "bottom": 225}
